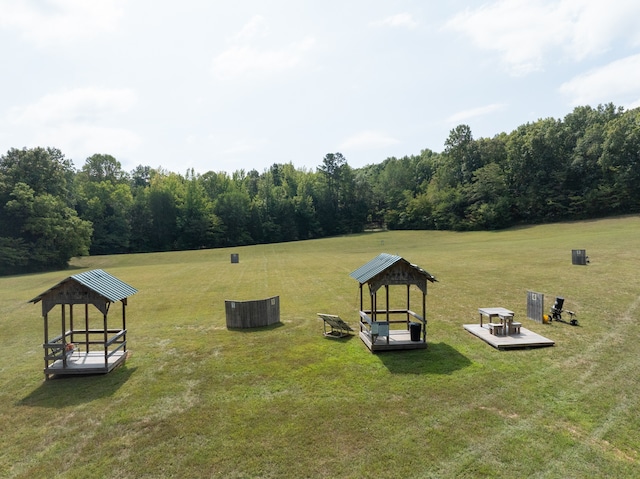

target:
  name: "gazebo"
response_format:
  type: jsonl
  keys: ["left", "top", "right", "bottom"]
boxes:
{"left": 30, "top": 269, "right": 137, "bottom": 379}
{"left": 350, "top": 253, "right": 437, "bottom": 352}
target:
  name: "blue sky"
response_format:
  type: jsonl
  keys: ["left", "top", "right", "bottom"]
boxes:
{"left": 1, "top": 0, "right": 640, "bottom": 175}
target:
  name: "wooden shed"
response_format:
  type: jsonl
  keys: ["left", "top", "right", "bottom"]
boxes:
{"left": 350, "top": 253, "right": 437, "bottom": 352}
{"left": 30, "top": 269, "right": 137, "bottom": 379}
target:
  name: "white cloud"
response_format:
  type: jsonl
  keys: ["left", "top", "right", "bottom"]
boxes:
{"left": 339, "top": 131, "right": 400, "bottom": 151}
{"left": 7, "top": 123, "right": 142, "bottom": 164}
{"left": 211, "top": 37, "right": 316, "bottom": 80}
{"left": 11, "top": 87, "right": 137, "bottom": 125}
{"left": 187, "top": 132, "right": 266, "bottom": 157}
{"left": 37, "top": 124, "right": 141, "bottom": 156}
{"left": 562, "top": 0, "right": 640, "bottom": 59}
{"left": 627, "top": 99, "right": 640, "bottom": 110}
{"left": 212, "top": 14, "right": 318, "bottom": 80}
{"left": 446, "top": 104, "right": 506, "bottom": 124}
{"left": 222, "top": 140, "right": 264, "bottom": 155}
{"left": 6, "top": 86, "right": 140, "bottom": 162}
{"left": 371, "top": 13, "right": 418, "bottom": 30}
{"left": 445, "top": 0, "right": 640, "bottom": 76}
{"left": 560, "top": 54, "right": 640, "bottom": 106}
{"left": 0, "top": 0, "right": 124, "bottom": 46}
{"left": 445, "top": 1, "right": 569, "bottom": 75}
{"left": 230, "top": 15, "right": 269, "bottom": 43}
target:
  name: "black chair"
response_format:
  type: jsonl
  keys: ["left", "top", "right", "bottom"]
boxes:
{"left": 550, "top": 297, "right": 564, "bottom": 321}
{"left": 549, "top": 296, "right": 578, "bottom": 325}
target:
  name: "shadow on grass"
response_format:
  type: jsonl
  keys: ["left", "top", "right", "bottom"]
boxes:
{"left": 226, "top": 322, "right": 285, "bottom": 333}
{"left": 17, "top": 365, "right": 136, "bottom": 408}
{"left": 321, "top": 333, "right": 355, "bottom": 342}
{"left": 376, "top": 342, "right": 471, "bottom": 375}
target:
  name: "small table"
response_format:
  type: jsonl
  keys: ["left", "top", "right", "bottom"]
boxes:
{"left": 499, "top": 313, "right": 515, "bottom": 335}
{"left": 478, "top": 307, "right": 515, "bottom": 335}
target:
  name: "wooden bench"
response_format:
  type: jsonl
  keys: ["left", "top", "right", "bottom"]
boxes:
{"left": 510, "top": 322, "right": 522, "bottom": 334}
{"left": 488, "top": 323, "right": 504, "bottom": 335}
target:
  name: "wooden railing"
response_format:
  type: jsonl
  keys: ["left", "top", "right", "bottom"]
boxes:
{"left": 360, "top": 309, "right": 426, "bottom": 325}
{"left": 407, "top": 310, "right": 425, "bottom": 324}
{"left": 359, "top": 311, "right": 390, "bottom": 343}
{"left": 359, "top": 309, "right": 426, "bottom": 343}
{"left": 44, "top": 329, "right": 127, "bottom": 364}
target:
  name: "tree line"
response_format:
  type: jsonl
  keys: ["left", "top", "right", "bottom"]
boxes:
{"left": 2, "top": 103, "right": 639, "bottom": 274}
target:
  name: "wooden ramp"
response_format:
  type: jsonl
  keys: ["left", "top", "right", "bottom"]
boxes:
{"left": 463, "top": 324, "right": 555, "bottom": 350}
{"left": 360, "top": 329, "right": 427, "bottom": 352}
{"left": 45, "top": 351, "right": 127, "bottom": 377}
{"left": 318, "top": 313, "right": 354, "bottom": 338}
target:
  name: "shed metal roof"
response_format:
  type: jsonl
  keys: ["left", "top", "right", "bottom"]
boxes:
{"left": 29, "top": 269, "right": 138, "bottom": 304}
{"left": 349, "top": 253, "right": 436, "bottom": 284}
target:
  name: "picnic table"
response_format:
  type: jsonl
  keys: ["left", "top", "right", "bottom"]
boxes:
{"left": 478, "top": 307, "right": 519, "bottom": 336}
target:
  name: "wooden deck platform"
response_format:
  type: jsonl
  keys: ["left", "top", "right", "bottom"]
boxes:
{"left": 360, "top": 329, "right": 427, "bottom": 352}
{"left": 463, "top": 324, "right": 555, "bottom": 350}
{"left": 45, "top": 351, "right": 128, "bottom": 377}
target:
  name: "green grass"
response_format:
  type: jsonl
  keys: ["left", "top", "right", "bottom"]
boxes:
{"left": 2, "top": 216, "right": 640, "bottom": 478}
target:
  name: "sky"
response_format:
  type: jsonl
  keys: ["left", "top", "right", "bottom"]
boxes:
{"left": 1, "top": 0, "right": 640, "bottom": 175}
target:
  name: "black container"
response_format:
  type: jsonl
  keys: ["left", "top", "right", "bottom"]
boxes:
{"left": 409, "top": 322, "right": 421, "bottom": 341}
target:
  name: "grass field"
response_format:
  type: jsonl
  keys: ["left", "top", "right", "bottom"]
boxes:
{"left": 1, "top": 216, "right": 640, "bottom": 478}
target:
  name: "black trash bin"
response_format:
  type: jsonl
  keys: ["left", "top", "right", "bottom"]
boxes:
{"left": 409, "top": 322, "right": 421, "bottom": 341}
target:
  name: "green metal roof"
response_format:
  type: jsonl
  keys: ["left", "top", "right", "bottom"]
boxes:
{"left": 29, "top": 269, "right": 138, "bottom": 304}
{"left": 350, "top": 253, "right": 402, "bottom": 284}
{"left": 349, "top": 253, "right": 437, "bottom": 284}
{"left": 71, "top": 269, "right": 137, "bottom": 302}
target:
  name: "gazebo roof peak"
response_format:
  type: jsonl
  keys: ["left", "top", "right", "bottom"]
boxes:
{"left": 350, "top": 253, "right": 437, "bottom": 285}
{"left": 29, "top": 269, "right": 138, "bottom": 305}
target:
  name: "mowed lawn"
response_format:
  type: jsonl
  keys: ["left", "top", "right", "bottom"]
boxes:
{"left": 1, "top": 216, "right": 639, "bottom": 478}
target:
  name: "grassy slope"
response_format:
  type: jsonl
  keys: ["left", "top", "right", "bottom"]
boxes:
{"left": 1, "top": 216, "right": 639, "bottom": 478}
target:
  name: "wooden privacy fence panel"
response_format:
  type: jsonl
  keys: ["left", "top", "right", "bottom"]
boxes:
{"left": 225, "top": 296, "right": 280, "bottom": 328}
{"left": 527, "top": 291, "right": 544, "bottom": 322}
{"left": 572, "top": 249, "right": 588, "bottom": 265}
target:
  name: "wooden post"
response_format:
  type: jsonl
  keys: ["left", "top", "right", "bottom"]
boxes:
{"left": 61, "top": 304, "right": 66, "bottom": 338}
{"left": 385, "top": 285, "right": 390, "bottom": 322}
{"left": 371, "top": 291, "right": 376, "bottom": 322}
{"left": 43, "top": 313, "right": 49, "bottom": 380}
{"left": 85, "top": 304, "right": 89, "bottom": 353}
{"left": 122, "top": 299, "right": 127, "bottom": 353}
{"left": 69, "top": 304, "right": 74, "bottom": 344}
{"left": 422, "top": 292, "right": 427, "bottom": 342}
{"left": 61, "top": 305, "right": 67, "bottom": 367}
{"left": 406, "top": 284, "right": 410, "bottom": 328}
{"left": 103, "top": 313, "right": 109, "bottom": 367}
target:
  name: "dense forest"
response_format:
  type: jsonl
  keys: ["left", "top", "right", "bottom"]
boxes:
{"left": 2, "top": 103, "right": 640, "bottom": 274}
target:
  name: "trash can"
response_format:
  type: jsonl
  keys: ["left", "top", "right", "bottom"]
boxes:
{"left": 409, "top": 322, "right": 421, "bottom": 341}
